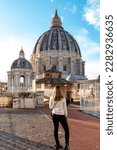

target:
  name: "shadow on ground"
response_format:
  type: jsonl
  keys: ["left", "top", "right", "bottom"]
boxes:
{"left": 0, "top": 130, "right": 54, "bottom": 150}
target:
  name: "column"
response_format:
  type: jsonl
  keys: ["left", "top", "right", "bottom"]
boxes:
{"left": 58, "top": 56, "right": 63, "bottom": 72}
{"left": 80, "top": 60, "right": 83, "bottom": 75}
{"left": 46, "top": 58, "right": 50, "bottom": 70}
{"left": 76, "top": 59, "right": 80, "bottom": 75}
{"left": 70, "top": 58, "right": 74, "bottom": 74}
{"left": 82, "top": 61, "right": 85, "bottom": 76}
{"left": 7, "top": 72, "right": 11, "bottom": 91}
{"left": 35, "top": 58, "right": 39, "bottom": 77}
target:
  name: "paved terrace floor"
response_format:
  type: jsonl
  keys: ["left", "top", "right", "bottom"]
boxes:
{"left": 0, "top": 103, "right": 100, "bottom": 150}
{"left": 41, "top": 103, "right": 100, "bottom": 150}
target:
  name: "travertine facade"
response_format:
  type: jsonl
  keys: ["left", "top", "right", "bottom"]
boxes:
{"left": 7, "top": 49, "right": 34, "bottom": 93}
{"left": 7, "top": 10, "right": 86, "bottom": 98}
{"left": 31, "top": 10, "right": 86, "bottom": 80}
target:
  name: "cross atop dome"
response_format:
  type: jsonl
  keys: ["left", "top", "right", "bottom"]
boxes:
{"left": 51, "top": 9, "right": 62, "bottom": 28}
{"left": 55, "top": 9, "right": 58, "bottom": 17}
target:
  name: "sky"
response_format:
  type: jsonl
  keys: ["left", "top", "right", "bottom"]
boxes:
{"left": 0, "top": 0, "right": 100, "bottom": 81}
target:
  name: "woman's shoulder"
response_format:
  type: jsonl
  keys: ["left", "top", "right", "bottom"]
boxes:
{"left": 62, "top": 97, "right": 66, "bottom": 102}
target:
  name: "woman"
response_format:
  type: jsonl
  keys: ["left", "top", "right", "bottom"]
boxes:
{"left": 49, "top": 86, "right": 70, "bottom": 150}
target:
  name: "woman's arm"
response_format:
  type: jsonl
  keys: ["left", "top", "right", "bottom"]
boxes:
{"left": 63, "top": 98, "right": 68, "bottom": 117}
{"left": 49, "top": 96, "right": 55, "bottom": 109}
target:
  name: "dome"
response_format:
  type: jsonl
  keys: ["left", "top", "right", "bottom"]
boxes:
{"left": 11, "top": 49, "right": 32, "bottom": 70}
{"left": 33, "top": 10, "right": 81, "bottom": 55}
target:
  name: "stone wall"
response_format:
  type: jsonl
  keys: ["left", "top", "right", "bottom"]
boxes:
{"left": 12, "top": 91, "right": 44, "bottom": 109}
{"left": 0, "top": 96, "right": 12, "bottom": 107}
{"left": 0, "top": 91, "right": 44, "bottom": 109}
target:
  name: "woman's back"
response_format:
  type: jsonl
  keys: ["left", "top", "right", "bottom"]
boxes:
{"left": 52, "top": 98, "right": 67, "bottom": 115}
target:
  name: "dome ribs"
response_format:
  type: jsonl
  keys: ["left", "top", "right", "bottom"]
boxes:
{"left": 33, "top": 27, "right": 81, "bottom": 53}
{"left": 11, "top": 50, "right": 32, "bottom": 70}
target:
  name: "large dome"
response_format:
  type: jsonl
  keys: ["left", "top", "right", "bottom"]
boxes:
{"left": 33, "top": 10, "right": 81, "bottom": 55}
{"left": 11, "top": 49, "right": 32, "bottom": 70}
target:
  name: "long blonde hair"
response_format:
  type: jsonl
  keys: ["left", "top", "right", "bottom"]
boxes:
{"left": 52, "top": 86, "right": 63, "bottom": 101}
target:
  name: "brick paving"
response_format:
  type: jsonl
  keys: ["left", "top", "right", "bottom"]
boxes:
{"left": 41, "top": 103, "right": 100, "bottom": 150}
{"left": 0, "top": 104, "right": 100, "bottom": 150}
{"left": 67, "top": 104, "right": 100, "bottom": 150}
{"left": 0, "top": 108, "right": 59, "bottom": 150}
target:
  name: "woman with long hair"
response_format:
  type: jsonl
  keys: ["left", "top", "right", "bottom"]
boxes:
{"left": 49, "top": 86, "right": 70, "bottom": 150}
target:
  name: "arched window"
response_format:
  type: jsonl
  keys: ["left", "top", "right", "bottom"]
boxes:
{"left": 59, "top": 74, "right": 61, "bottom": 78}
{"left": 20, "top": 76, "right": 25, "bottom": 86}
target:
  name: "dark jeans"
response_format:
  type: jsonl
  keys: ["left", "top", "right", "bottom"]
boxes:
{"left": 52, "top": 114, "right": 69, "bottom": 145}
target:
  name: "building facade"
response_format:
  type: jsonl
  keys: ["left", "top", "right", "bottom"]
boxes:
{"left": 6, "top": 10, "right": 86, "bottom": 104}
{"left": 7, "top": 49, "right": 34, "bottom": 93}
{"left": 78, "top": 78, "right": 100, "bottom": 117}
{"left": 31, "top": 10, "right": 86, "bottom": 80}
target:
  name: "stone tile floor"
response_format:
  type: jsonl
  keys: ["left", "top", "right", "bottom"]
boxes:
{"left": 0, "top": 108, "right": 64, "bottom": 150}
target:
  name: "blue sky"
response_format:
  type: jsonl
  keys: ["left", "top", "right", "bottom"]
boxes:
{"left": 0, "top": 0, "right": 100, "bottom": 81}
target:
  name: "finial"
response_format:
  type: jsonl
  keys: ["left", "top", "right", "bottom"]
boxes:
{"left": 55, "top": 9, "right": 58, "bottom": 17}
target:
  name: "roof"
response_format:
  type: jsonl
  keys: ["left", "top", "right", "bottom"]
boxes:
{"left": 11, "top": 49, "right": 32, "bottom": 70}
{"left": 36, "top": 77, "right": 72, "bottom": 85}
{"left": 66, "top": 74, "right": 86, "bottom": 82}
{"left": 45, "top": 66, "right": 62, "bottom": 73}
{"left": 11, "top": 58, "right": 32, "bottom": 70}
{"left": 33, "top": 10, "right": 81, "bottom": 54}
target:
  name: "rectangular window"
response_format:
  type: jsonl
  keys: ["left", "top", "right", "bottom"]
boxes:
{"left": 43, "top": 65, "right": 46, "bottom": 71}
{"left": 63, "top": 65, "right": 67, "bottom": 71}
{"left": 53, "top": 65, "right": 56, "bottom": 70}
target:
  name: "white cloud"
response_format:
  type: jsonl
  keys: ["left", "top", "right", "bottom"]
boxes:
{"left": 85, "top": 60, "right": 100, "bottom": 79}
{"left": 74, "top": 28, "right": 100, "bottom": 79}
{"left": 75, "top": 28, "right": 99, "bottom": 58}
{"left": 0, "top": 35, "right": 34, "bottom": 81}
{"left": 64, "top": 3, "right": 77, "bottom": 14}
{"left": 50, "top": 0, "right": 54, "bottom": 2}
{"left": 69, "top": 4, "right": 77, "bottom": 14}
{"left": 83, "top": 0, "right": 100, "bottom": 30}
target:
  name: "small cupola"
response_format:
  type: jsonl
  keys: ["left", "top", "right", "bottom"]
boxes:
{"left": 51, "top": 9, "right": 62, "bottom": 28}
{"left": 19, "top": 47, "right": 25, "bottom": 58}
